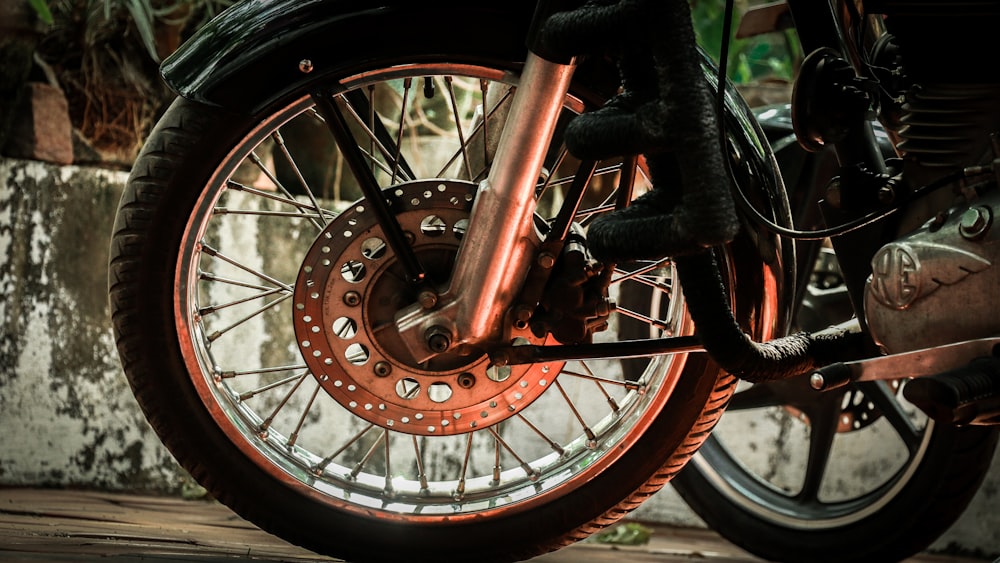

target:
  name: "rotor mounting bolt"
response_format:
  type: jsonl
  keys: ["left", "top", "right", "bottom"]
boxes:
{"left": 959, "top": 205, "right": 992, "bottom": 240}
{"left": 425, "top": 326, "right": 452, "bottom": 353}
{"left": 373, "top": 361, "right": 392, "bottom": 378}
{"left": 298, "top": 59, "right": 314, "bottom": 74}
{"left": 457, "top": 373, "right": 476, "bottom": 389}
{"left": 343, "top": 291, "right": 362, "bottom": 307}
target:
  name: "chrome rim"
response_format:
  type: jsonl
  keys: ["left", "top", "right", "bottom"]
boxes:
{"left": 174, "top": 64, "right": 693, "bottom": 520}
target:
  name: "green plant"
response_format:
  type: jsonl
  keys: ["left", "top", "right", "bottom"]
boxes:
{"left": 691, "top": 0, "right": 800, "bottom": 84}
{"left": 27, "top": 0, "right": 55, "bottom": 24}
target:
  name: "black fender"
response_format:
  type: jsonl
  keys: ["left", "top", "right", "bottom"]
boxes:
{"left": 162, "top": 0, "right": 796, "bottom": 335}
{"left": 161, "top": 0, "right": 540, "bottom": 115}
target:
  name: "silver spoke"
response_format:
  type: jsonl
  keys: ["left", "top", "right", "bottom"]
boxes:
{"left": 444, "top": 76, "right": 474, "bottom": 179}
{"left": 239, "top": 372, "right": 306, "bottom": 401}
{"left": 248, "top": 151, "right": 325, "bottom": 231}
{"left": 200, "top": 242, "right": 293, "bottom": 292}
{"left": 199, "top": 271, "right": 277, "bottom": 292}
{"left": 207, "top": 293, "right": 292, "bottom": 342}
{"left": 287, "top": 384, "right": 322, "bottom": 449}
{"left": 339, "top": 94, "right": 415, "bottom": 184}
{"left": 213, "top": 208, "right": 325, "bottom": 220}
{"left": 219, "top": 364, "right": 309, "bottom": 379}
{"left": 226, "top": 180, "right": 338, "bottom": 219}
{"left": 198, "top": 286, "right": 286, "bottom": 317}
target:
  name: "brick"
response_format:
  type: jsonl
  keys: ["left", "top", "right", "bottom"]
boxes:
{"left": 2, "top": 82, "right": 73, "bottom": 165}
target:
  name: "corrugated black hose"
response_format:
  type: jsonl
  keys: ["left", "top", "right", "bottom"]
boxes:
{"left": 542, "top": 0, "right": 739, "bottom": 261}
{"left": 541, "top": 0, "right": 867, "bottom": 382}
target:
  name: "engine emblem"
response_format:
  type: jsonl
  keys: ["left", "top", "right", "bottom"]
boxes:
{"left": 864, "top": 196, "right": 998, "bottom": 355}
{"left": 868, "top": 243, "right": 920, "bottom": 310}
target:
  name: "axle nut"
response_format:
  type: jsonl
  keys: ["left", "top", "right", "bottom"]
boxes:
{"left": 425, "top": 326, "right": 452, "bottom": 353}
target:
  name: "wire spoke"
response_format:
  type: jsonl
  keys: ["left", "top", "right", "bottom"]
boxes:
{"left": 558, "top": 367, "right": 643, "bottom": 391}
{"left": 444, "top": 76, "right": 474, "bottom": 179}
{"left": 219, "top": 364, "right": 309, "bottom": 379}
{"left": 287, "top": 384, "right": 322, "bottom": 449}
{"left": 198, "top": 287, "right": 286, "bottom": 317}
{"left": 206, "top": 293, "right": 293, "bottom": 342}
{"left": 555, "top": 380, "right": 596, "bottom": 443}
{"left": 200, "top": 242, "right": 294, "bottom": 292}
{"left": 315, "top": 422, "right": 376, "bottom": 473}
{"left": 615, "top": 306, "right": 673, "bottom": 332}
{"left": 489, "top": 427, "right": 538, "bottom": 481}
{"left": 433, "top": 85, "right": 514, "bottom": 179}
{"left": 340, "top": 92, "right": 415, "bottom": 184}
{"left": 199, "top": 271, "right": 277, "bottom": 293}
{"left": 515, "top": 413, "right": 565, "bottom": 455}
{"left": 247, "top": 151, "right": 325, "bottom": 231}
{"left": 454, "top": 432, "right": 474, "bottom": 499}
{"left": 239, "top": 371, "right": 307, "bottom": 401}
{"left": 213, "top": 208, "right": 325, "bottom": 220}
{"left": 272, "top": 130, "right": 329, "bottom": 226}
{"left": 226, "top": 180, "right": 339, "bottom": 219}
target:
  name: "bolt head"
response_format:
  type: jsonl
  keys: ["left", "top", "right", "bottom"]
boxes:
{"left": 374, "top": 361, "right": 392, "bottom": 377}
{"left": 959, "top": 205, "right": 992, "bottom": 240}
{"left": 809, "top": 372, "right": 825, "bottom": 390}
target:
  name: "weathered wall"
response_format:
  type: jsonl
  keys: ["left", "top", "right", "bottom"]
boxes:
{"left": 0, "top": 157, "right": 997, "bottom": 556}
{"left": 0, "top": 158, "right": 187, "bottom": 492}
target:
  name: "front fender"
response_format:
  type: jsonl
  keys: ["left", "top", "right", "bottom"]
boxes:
{"left": 164, "top": 0, "right": 795, "bottom": 334}
{"left": 162, "top": 0, "right": 539, "bottom": 114}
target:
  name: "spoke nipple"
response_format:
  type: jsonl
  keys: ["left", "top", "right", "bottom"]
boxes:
{"left": 809, "top": 372, "right": 826, "bottom": 390}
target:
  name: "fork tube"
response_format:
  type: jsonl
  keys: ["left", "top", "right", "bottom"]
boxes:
{"left": 394, "top": 51, "right": 576, "bottom": 363}
{"left": 448, "top": 54, "right": 576, "bottom": 333}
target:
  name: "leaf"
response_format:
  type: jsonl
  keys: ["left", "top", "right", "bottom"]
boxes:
{"left": 122, "top": 0, "right": 162, "bottom": 62}
{"left": 28, "top": 0, "right": 55, "bottom": 25}
{"left": 588, "top": 522, "right": 654, "bottom": 546}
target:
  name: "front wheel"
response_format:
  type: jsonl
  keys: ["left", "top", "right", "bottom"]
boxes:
{"left": 109, "top": 51, "right": 774, "bottom": 562}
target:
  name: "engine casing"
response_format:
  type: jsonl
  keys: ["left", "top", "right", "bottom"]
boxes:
{"left": 865, "top": 190, "right": 1000, "bottom": 354}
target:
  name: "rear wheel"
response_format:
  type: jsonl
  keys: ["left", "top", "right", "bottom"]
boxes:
{"left": 109, "top": 54, "right": 769, "bottom": 562}
{"left": 672, "top": 248, "right": 1000, "bottom": 562}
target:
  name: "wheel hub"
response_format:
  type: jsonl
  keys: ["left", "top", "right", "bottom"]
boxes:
{"left": 292, "top": 180, "right": 561, "bottom": 436}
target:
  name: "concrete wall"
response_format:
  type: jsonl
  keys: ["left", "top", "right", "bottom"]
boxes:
{"left": 1, "top": 157, "right": 997, "bottom": 556}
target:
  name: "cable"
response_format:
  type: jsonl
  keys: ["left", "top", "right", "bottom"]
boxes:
{"left": 713, "top": 0, "right": 962, "bottom": 241}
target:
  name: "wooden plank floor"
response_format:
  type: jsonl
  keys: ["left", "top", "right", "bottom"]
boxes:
{"left": 0, "top": 488, "right": 986, "bottom": 562}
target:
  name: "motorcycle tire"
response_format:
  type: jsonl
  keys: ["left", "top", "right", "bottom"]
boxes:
{"left": 669, "top": 248, "right": 1000, "bottom": 563}
{"left": 107, "top": 21, "right": 778, "bottom": 562}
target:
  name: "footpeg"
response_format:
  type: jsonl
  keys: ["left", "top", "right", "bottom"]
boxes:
{"left": 903, "top": 355, "right": 1000, "bottom": 426}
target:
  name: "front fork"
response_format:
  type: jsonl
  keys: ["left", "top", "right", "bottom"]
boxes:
{"left": 395, "top": 52, "right": 578, "bottom": 364}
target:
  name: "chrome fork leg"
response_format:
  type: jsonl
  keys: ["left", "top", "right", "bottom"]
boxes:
{"left": 396, "top": 52, "right": 577, "bottom": 363}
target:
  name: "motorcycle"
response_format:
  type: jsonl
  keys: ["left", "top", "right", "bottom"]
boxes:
{"left": 107, "top": 0, "right": 1000, "bottom": 562}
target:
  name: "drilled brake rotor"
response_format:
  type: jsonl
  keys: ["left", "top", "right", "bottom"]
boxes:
{"left": 292, "top": 180, "right": 561, "bottom": 436}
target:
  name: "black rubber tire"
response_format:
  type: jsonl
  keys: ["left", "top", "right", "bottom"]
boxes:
{"left": 674, "top": 422, "right": 998, "bottom": 563}
{"left": 107, "top": 21, "right": 762, "bottom": 563}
